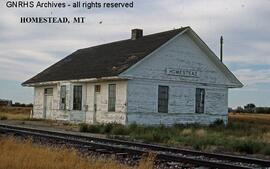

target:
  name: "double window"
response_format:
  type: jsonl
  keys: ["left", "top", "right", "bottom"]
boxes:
{"left": 108, "top": 84, "right": 116, "bottom": 112}
{"left": 195, "top": 88, "right": 205, "bottom": 113}
{"left": 73, "top": 85, "right": 82, "bottom": 110}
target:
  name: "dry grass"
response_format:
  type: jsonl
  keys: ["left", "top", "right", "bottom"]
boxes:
{"left": 229, "top": 112, "right": 270, "bottom": 125}
{"left": 0, "top": 106, "right": 32, "bottom": 114}
{"left": 261, "top": 132, "right": 270, "bottom": 144}
{"left": 137, "top": 153, "right": 156, "bottom": 169}
{"left": 0, "top": 106, "right": 31, "bottom": 120}
{"left": 181, "top": 128, "right": 192, "bottom": 136}
{"left": 0, "top": 112, "right": 29, "bottom": 120}
{"left": 195, "top": 129, "right": 207, "bottom": 137}
{"left": 0, "top": 106, "right": 80, "bottom": 131}
{"left": 0, "top": 137, "right": 155, "bottom": 169}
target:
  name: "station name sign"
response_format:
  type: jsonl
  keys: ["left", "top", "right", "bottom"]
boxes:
{"left": 166, "top": 68, "right": 199, "bottom": 78}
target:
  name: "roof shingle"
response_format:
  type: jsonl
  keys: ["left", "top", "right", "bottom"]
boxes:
{"left": 22, "top": 27, "right": 187, "bottom": 85}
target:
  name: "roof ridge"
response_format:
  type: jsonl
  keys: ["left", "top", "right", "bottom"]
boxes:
{"left": 78, "top": 27, "right": 189, "bottom": 51}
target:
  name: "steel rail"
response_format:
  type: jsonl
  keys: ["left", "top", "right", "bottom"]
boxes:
{"left": 0, "top": 126, "right": 252, "bottom": 169}
{"left": 0, "top": 123, "right": 269, "bottom": 168}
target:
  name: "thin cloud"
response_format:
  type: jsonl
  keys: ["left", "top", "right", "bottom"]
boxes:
{"left": 0, "top": 0, "right": 269, "bottom": 105}
{"left": 234, "top": 68, "right": 270, "bottom": 85}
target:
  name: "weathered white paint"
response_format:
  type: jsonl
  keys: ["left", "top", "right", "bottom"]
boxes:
{"left": 121, "top": 33, "right": 233, "bottom": 86}
{"left": 126, "top": 79, "right": 228, "bottom": 125}
{"left": 33, "top": 86, "right": 44, "bottom": 119}
{"left": 127, "top": 113, "right": 228, "bottom": 125}
{"left": 33, "top": 81, "right": 128, "bottom": 124}
{"left": 122, "top": 32, "right": 230, "bottom": 125}
{"left": 85, "top": 81, "right": 127, "bottom": 124}
{"left": 31, "top": 30, "right": 241, "bottom": 125}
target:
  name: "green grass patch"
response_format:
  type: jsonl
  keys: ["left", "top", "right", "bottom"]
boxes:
{"left": 79, "top": 120, "right": 270, "bottom": 156}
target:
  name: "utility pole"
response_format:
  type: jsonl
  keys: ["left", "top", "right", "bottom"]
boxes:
{"left": 220, "top": 36, "right": 223, "bottom": 62}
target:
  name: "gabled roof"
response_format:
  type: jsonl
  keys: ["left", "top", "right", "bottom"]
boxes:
{"left": 22, "top": 27, "right": 188, "bottom": 85}
{"left": 185, "top": 28, "right": 243, "bottom": 87}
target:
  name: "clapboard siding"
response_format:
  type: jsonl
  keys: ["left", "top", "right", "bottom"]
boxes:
{"left": 121, "top": 33, "right": 231, "bottom": 86}
{"left": 30, "top": 28, "right": 240, "bottom": 125}
{"left": 123, "top": 32, "right": 229, "bottom": 125}
{"left": 33, "top": 81, "right": 127, "bottom": 124}
{"left": 85, "top": 81, "right": 127, "bottom": 124}
{"left": 127, "top": 113, "right": 228, "bottom": 125}
{"left": 126, "top": 79, "right": 228, "bottom": 125}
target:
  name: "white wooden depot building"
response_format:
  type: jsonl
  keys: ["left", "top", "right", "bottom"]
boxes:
{"left": 23, "top": 27, "right": 243, "bottom": 125}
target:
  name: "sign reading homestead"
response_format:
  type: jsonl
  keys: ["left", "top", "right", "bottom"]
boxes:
{"left": 166, "top": 68, "right": 199, "bottom": 78}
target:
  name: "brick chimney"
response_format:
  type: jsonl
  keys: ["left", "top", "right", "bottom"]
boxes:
{"left": 131, "top": 29, "right": 143, "bottom": 40}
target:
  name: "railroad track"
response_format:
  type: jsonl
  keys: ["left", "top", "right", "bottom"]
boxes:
{"left": 0, "top": 123, "right": 269, "bottom": 169}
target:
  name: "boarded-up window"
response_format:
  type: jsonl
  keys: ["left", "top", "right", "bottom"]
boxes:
{"left": 60, "top": 85, "right": 66, "bottom": 110}
{"left": 158, "top": 86, "right": 169, "bottom": 113}
{"left": 196, "top": 88, "right": 205, "bottom": 113}
{"left": 108, "top": 84, "right": 116, "bottom": 112}
{"left": 73, "top": 85, "right": 82, "bottom": 110}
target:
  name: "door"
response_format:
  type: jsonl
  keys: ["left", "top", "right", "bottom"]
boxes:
{"left": 43, "top": 88, "right": 53, "bottom": 119}
{"left": 158, "top": 86, "right": 169, "bottom": 113}
{"left": 93, "top": 85, "right": 101, "bottom": 123}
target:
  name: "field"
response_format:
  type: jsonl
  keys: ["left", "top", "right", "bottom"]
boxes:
{"left": 0, "top": 106, "right": 31, "bottom": 120}
{"left": 0, "top": 137, "right": 154, "bottom": 169}
{"left": 0, "top": 107, "right": 80, "bottom": 131}
{"left": 79, "top": 113, "right": 270, "bottom": 157}
{"left": 1, "top": 107, "right": 270, "bottom": 157}
{"left": 229, "top": 112, "right": 270, "bottom": 124}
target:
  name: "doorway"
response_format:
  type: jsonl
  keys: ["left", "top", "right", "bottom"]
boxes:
{"left": 93, "top": 85, "right": 101, "bottom": 123}
{"left": 43, "top": 88, "right": 53, "bottom": 119}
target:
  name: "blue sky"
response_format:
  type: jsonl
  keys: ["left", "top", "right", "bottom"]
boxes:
{"left": 0, "top": 0, "right": 269, "bottom": 108}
